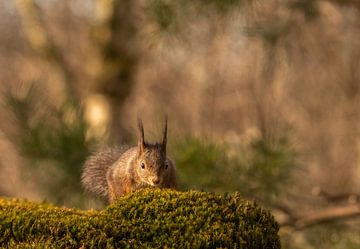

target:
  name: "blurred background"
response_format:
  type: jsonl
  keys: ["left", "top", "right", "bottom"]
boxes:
{"left": 0, "top": 0, "right": 360, "bottom": 248}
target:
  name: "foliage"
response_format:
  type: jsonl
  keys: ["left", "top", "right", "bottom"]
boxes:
{"left": 243, "top": 138, "right": 296, "bottom": 203}
{"left": 171, "top": 137, "right": 230, "bottom": 191}
{"left": 0, "top": 189, "right": 280, "bottom": 249}
{"left": 172, "top": 136, "right": 296, "bottom": 203}
{"left": 3, "top": 84, "right": 95, "bottom": 207}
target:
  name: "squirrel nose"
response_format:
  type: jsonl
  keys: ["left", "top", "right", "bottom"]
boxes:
{"left": 152, "top": 178, "right": 160, "bottom": 185}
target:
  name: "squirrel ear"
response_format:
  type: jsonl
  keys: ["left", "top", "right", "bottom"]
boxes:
{"left": 162, "top": 116, "right": 167, "bottom": 154}
{"left": 137, "top": 118, "right": 145, "bottom": 154}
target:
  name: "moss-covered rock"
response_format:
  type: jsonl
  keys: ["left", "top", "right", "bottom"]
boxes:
{"left": 0, "top": 189, "right": 280, "bottom": 248}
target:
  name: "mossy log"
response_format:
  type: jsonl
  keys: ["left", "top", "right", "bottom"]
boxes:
{"left": 0, "top": 189, "right": 280, "bottom": 248}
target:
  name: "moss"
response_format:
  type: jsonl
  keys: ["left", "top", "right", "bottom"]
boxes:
{"left": 0, "top": 189, "right": 280, "bottom": 248}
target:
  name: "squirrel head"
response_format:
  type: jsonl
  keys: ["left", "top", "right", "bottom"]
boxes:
{"left": 135, "top": 118, "right": 172, "bottom": 187}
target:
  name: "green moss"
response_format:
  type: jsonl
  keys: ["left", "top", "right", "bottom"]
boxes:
{"left": 0, "top": 189, "right": 280, "bottom": 248}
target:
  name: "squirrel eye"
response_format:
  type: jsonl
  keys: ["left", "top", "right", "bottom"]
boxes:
{"left": 140, "top": 163, "right": 145, "bottom": 169}
{"left": 165, "top": 163, "right": 168, "bottom": 170}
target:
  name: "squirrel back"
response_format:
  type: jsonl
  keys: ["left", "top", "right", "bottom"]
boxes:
{"left": 81, "top": 146, "right": 130, "bottom": 197}
{"left": 81, "top": 118, "right": 177, "bottom": 203}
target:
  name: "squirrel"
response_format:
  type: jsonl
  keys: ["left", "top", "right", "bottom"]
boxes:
{"left": 81, "top": 118, "right": 177, "bottom": 203}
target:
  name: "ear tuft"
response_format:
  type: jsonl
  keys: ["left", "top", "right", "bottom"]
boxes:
{"left": 162, "top": 115, "right": 167, "bottom": 154}
{"left": 137, "top": 118, "right": 145, "bottom": 154}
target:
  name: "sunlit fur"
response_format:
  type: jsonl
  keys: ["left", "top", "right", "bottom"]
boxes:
{"left": 82, "top": 118, "right": 177, "bottom": 203}
{"left": 135, "top": 144, "right": 173, "bottom": 186}
{"left": 107, "top": 145, "right": 177, "bottom": 203}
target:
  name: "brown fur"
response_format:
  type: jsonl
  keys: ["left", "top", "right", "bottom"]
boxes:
{"left": 81, "top": 119, "right": 177, "bottom": 203}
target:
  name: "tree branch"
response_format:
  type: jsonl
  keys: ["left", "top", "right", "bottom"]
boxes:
{"left": 280, "top": 204, "right": 360, "bottom": 230}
